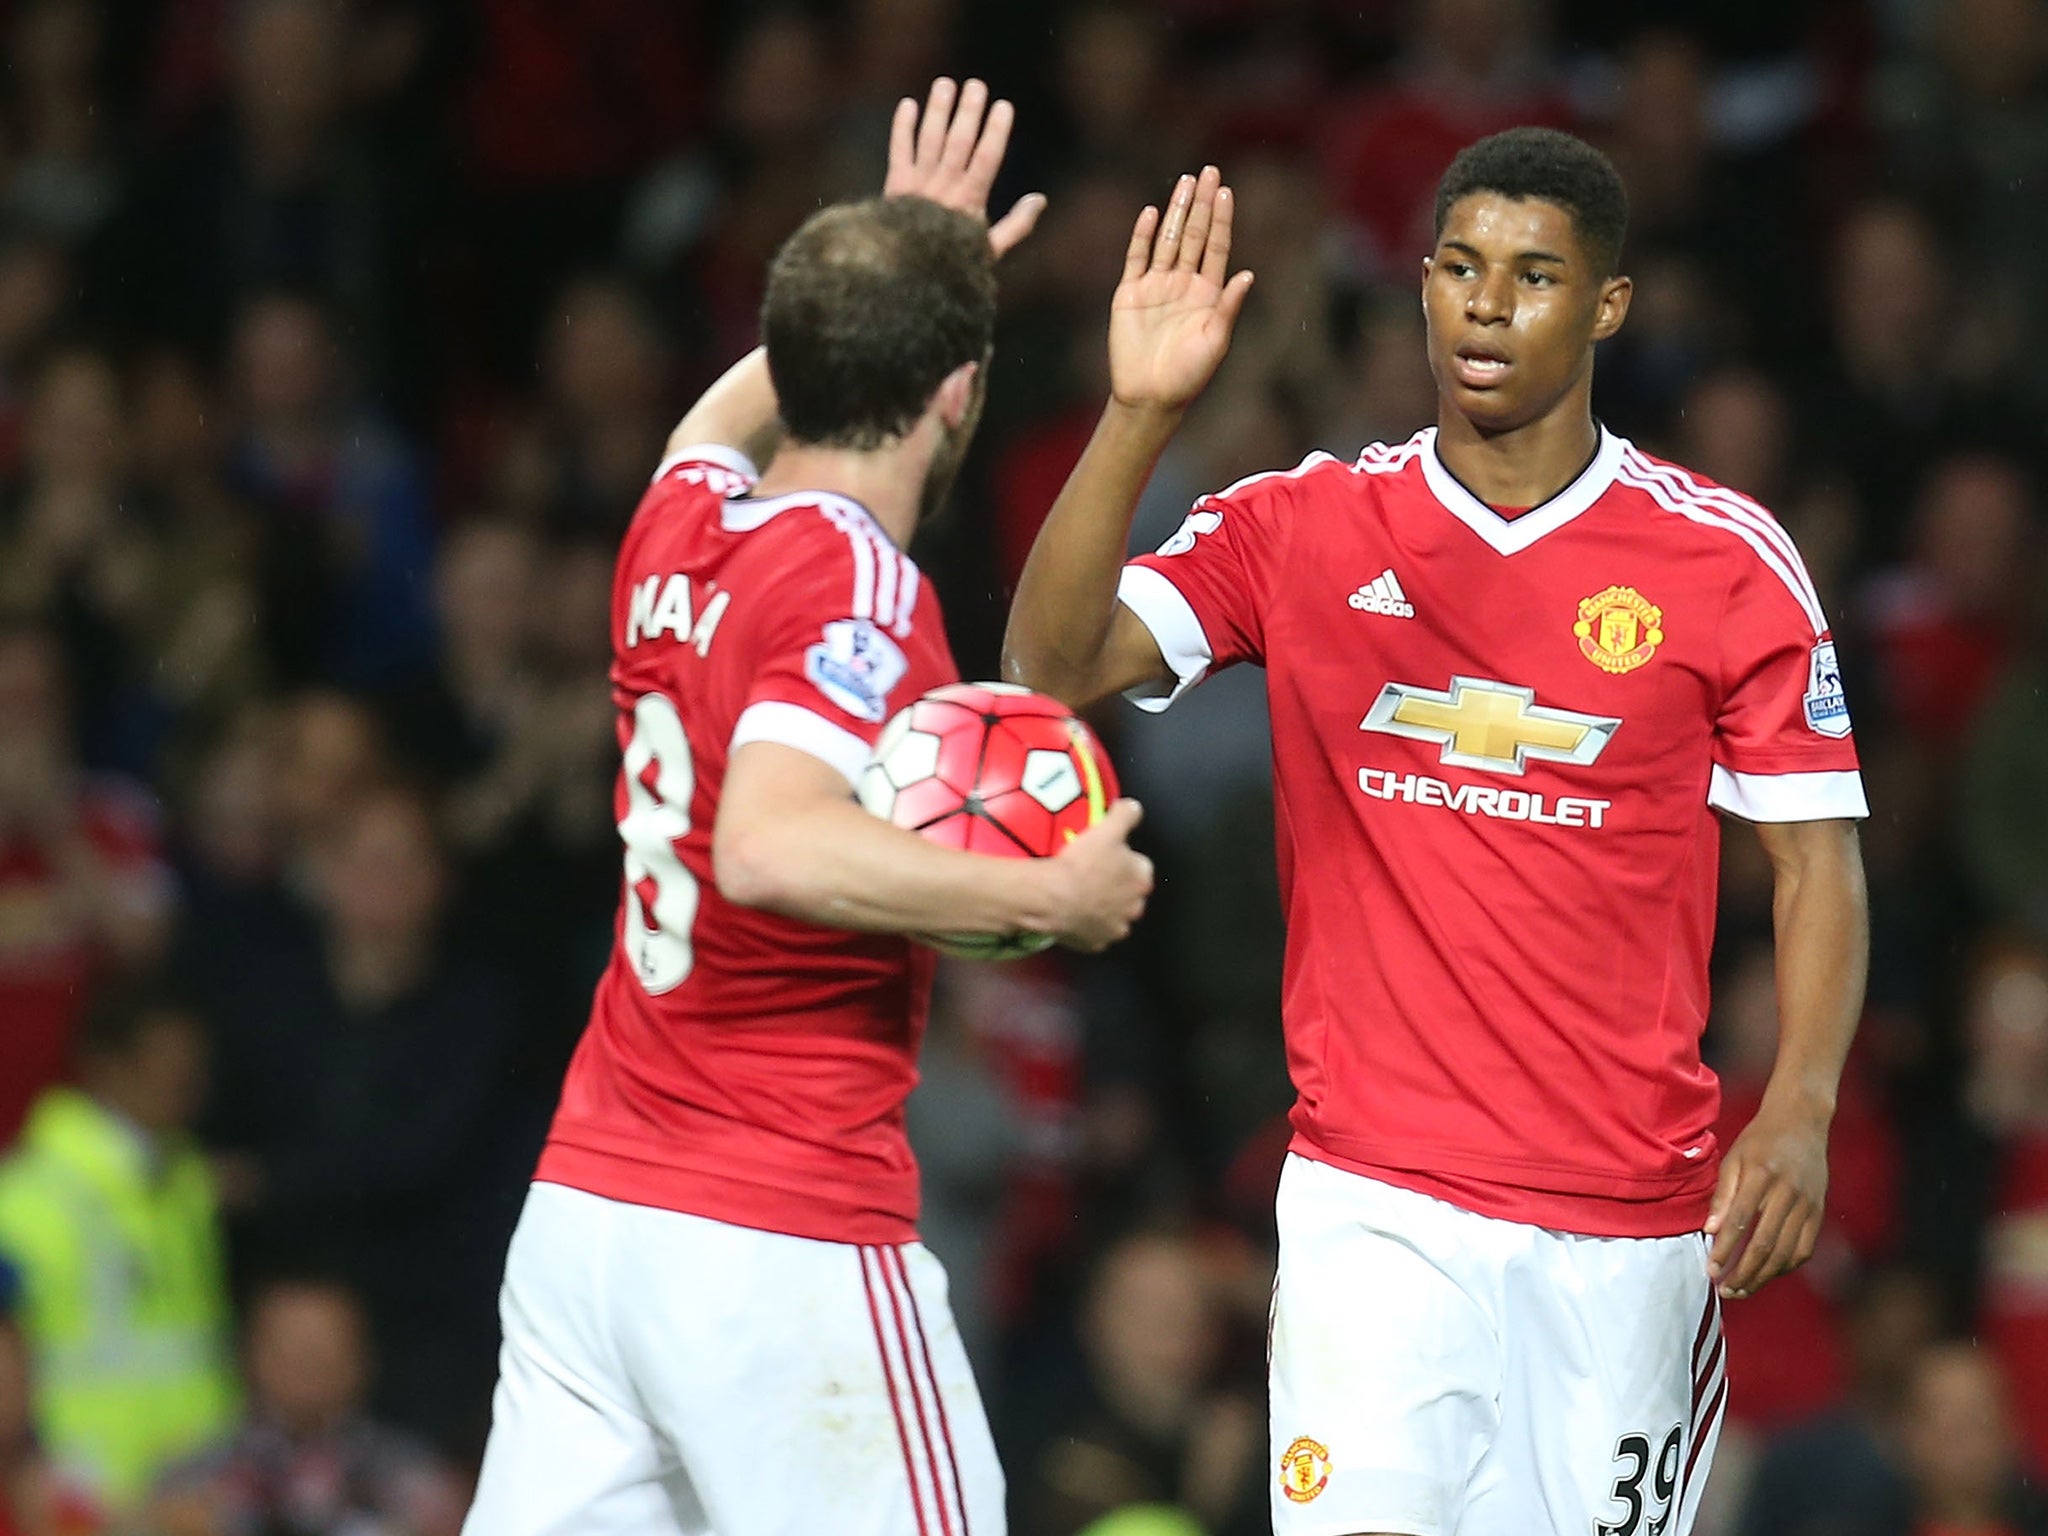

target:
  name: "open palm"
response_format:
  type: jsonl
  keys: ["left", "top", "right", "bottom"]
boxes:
{"left": 1111, "top": 166, "right": 1256, "bottom": 413}
{"left": 883, "top": 77, "right": 1045, "bottom": 259}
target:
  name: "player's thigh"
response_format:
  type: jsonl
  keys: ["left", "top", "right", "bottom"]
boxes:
{"left": 612, "top": 1212, "right": 1003, "bottom": 1536}
{"left": 1270, "top": 1156, "right": 1505, "bottom": 1536}
{"left": 464, "top": 1184, "right": 706, "bottom": 1536}
{"left": 1461, "top": 1229, "right": 1722, "bottom": 1536}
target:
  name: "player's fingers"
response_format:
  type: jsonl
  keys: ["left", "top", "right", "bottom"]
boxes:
{"left": 1131, "top": 851, "right": 1155, "bottom": 894}
{"left": 1705, "top": 1159, "right": 1756, "bottom": 1277}
{"left": 1101, "top": 796, "right": 1144, "bottom": 836}
{"left": 887, "top": 96, "right": 917, "bottom": 183}
{"left": 1704, "top": 1153, "right": 1742, "bottom": 1241}
{"left": 1216, "top": 268, "right": 1256, "bottom": 329}
{"left": 1200, "top": 184, "right": 1237, "bottom": 285}
{"left": 988, "top": 191, "right": 1045, "bottom": 259}
{"left": 915, "top": 77, "right": 957, "bottom": 167}
{"left": 941, "top": 77, "right": 989, "bottom": 173}
{"left": 1124, "top": 206, "right": 1159, "bottom": 283}
{"left": 1153, "top": 174, "right": 1195, "bottom": 269}
{"left": 1726, "top": 1183, "right": 1795, "bottom": 1298}
{"left": 964, "top": 94, "right": 1013, "bottom": 191}
{"left": 1176, "top": 166, "right": 1220, "bottom": 272}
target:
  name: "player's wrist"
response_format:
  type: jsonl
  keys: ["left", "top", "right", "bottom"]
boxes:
{"left": 1104, "top": 394, "right": 1188, "bottom": 433}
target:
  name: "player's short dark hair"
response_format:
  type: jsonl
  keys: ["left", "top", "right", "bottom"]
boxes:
{"left": 762, "top": 197, "right": 997, "bottom": 450}
{"left": 1434, "top": 127, "right": 1630, "bottom": 276}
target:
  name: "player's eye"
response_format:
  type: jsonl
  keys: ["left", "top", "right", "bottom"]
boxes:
{"left": 1445, "top": 261, "right": 1476, "bottom": 279}
{"left": 1522, "top": 269, "right": 1556, "bottom": 287}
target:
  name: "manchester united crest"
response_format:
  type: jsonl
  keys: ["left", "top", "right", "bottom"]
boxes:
{"left": 1574, "top": 585, "right": 1664, "bottom": 675}
{"left": 1279, "top": 1435, "right": 1332, "bottom": 1504}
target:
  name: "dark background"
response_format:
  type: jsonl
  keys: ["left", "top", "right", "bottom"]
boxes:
{"left": 0, "top": 1, "right": 2045, "bottom": 1533}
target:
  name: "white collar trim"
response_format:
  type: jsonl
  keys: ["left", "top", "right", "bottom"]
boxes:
{"left": 722, "top": 488, "right": 882, "bottom": 536}
{"left": 1417, "top": 424, "right": 1625, "bottom": 555}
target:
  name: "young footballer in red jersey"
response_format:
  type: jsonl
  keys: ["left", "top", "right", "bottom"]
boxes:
{"left": 1005, "top": 131, "right": 1870, "bottom": 1536}
{"left": 463, "top": 82, "right": 1152, "bottom": 1536}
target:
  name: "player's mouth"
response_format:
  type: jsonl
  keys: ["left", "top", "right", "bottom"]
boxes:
{"left": 1452, "top": 342, "right": 1512, "bottom": 389}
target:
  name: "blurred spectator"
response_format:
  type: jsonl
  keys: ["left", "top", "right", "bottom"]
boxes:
{"left": 0, "top": 235, "right": 68, "bottom": 478}
{"left": 4, "top": 0, "right": 122, "bottom": 248}
{"left": 456, "top": 0, "right": 702, "bottom": 375}
{"left": 0, "top": 625, "right": 172, "bottom": 1142}
{"left": 1897, "top": 1344, "right": 2048, "bottom": 1534}
{"left": 123, "top": 350, "right": 269, "bottom": 747}
{"left": 1801, "top": 199, "right": 2022, "bottom": 565}
{"left": 0, "top": 346, "right": 148, "bottom": 753}
{"left": 1961, "top": 613, "right": 2048, "bottom": 935}
{"left": 1045, "top": 4, "right": 1183, "bottom": 185}
{"left": 115, "top": 0, "right": 417, "bottom": 391}
{"left": 224, "top": 291, "right": 434, "bottom": 689}
{"left": 1322, "top": 0, "right": 1573, "bottom": 274}
{"left": 377, "top": 522, "right": 617, "bottom": 1074}
{"left": 486, "top": 277, "right": 672, "bottom": 539}
{"left": 272, "top": 691, "right": 389, "bottom": 861}
{"left": 0, "top": 985, "right": 238, "bottom": 1516}
{"left": 1861, "top": 453, "right": 2037, "bottom": 750}
{"left": 683, "top": 9, "right": 847, "bottom": 365}
{"left": 1017, "top": 1231, "right": 1264, "bottom": 1536}
{"left": 1964, "top": 937, "right": 2048, "bottom": 1478}
{"left": 1882, "top": 0, "right": 2048, "bottom": 408}
{"left": 150, "top": 1275, "right": 465, "bottom": 1536}
{"left": 1596, "top": 30, "right": 1800, "bottom": 358}
{"left": 193, "top": 781, "right": 524, "bottom": 1447}
{"left": 1736, "top": 1266, "right": 1940, "bottom": 1536}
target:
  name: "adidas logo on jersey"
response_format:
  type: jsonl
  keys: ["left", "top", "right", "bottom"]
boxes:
{"left": 1349, "top": 569, "right": 1415, "bottom": 618}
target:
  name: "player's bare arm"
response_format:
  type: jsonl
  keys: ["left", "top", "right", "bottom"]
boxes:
{"left": 715, "top": 741, "right": 1151, "bottom": 952}
{"left": 1003, "top": 166, "right": 1255, "bottom": 709}
{"left": 665, "top": 78, "right": 1045, "bottom": 470}
{"left": 1706, "top": 817, "right": 1869, "bottom": 1299}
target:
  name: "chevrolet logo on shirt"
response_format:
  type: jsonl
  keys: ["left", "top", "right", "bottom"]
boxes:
{"left": 1361, "top": 677, "right": 1619, "bottom": 775}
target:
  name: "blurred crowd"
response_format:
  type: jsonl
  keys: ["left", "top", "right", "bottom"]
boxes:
{"left": 0, "top": 0, "right": 2044, "bottom": 1533}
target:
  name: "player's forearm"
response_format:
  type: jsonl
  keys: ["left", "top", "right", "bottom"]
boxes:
{"left": 716, "top": 793, "right": 1064, "bottom": 938}
{"left": 1760, "top": 820, "right": 1869, "bottom": 1121}
{"left": 1002, "top": 399, "right": 1181, "bottom": 706}
{"left": 666, "top": 347, "right": 783, "bottom": 470}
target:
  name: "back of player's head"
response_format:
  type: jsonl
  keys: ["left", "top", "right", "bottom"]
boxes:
{"left": 1434, "top": 127, "right": 1629, "bottom": 276}
{"left": 762, "top": 197, "right": 997, "bottom": 450}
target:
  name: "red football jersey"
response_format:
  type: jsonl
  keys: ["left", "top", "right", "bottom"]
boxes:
{"left": 1119, "top": 427, "right": 1867, "bottom": 1237}
{"left": 537, "top": 445, "right": 959, "bottom": 1245}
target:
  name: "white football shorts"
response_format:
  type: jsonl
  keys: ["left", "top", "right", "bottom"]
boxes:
{"left": 462, "top": 1181, "right": 1004, "bottom": 1536}
{"left": 1269, "top": 1154, "right": 1725, "bottom": 1536}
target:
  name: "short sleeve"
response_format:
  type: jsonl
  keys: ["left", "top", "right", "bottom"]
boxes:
{"left": 1708, "top": 551, "right": 1868, "bottom": 822}
{"left": 1115, "top": 454, "right": 1318, "bottom": 712}
{"left": 651, "top": 442, "right": 759, "bottom": 496}
{"left": 730, "top": 517, "right": 954, "bottom": 789}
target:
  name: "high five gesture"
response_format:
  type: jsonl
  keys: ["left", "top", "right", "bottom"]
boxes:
{"left": 1003, "top": 165, "right": 1256, "bottom": 709}
{"left": 884, "top": 77, "right": 1046, "bottom": 259}
{"left": 1110, "top": 166, "right": 1257, "bottom": 414}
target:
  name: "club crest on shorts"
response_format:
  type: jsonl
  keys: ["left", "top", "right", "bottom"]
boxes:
{"left": 1279, "top": 1435, "right": 1331, "bottom": 1503}
{"left": 1574, "top": 585, "right": 1664, "bottom": 674}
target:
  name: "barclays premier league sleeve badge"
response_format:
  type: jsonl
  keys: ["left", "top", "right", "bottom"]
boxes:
{"left": 805, "top": 618, "right": 909, "bottom": 723}
{"left": 1802, "top": 640, "right": 1851, "bottom": 737}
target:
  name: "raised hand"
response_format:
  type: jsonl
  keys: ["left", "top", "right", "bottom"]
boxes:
{"left": 884, "top": 77, "right": 1046, "bottom": 259}
{"left": 1110, "top": 166, "right": 1256, "bottom": 415}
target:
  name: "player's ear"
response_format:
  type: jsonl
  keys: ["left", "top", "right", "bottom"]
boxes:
{"left": 1591, "top": 273, "right": 1632, "bottom": 343}
{"left": 932, "top": 360, "right": 979, "bottom": 430}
